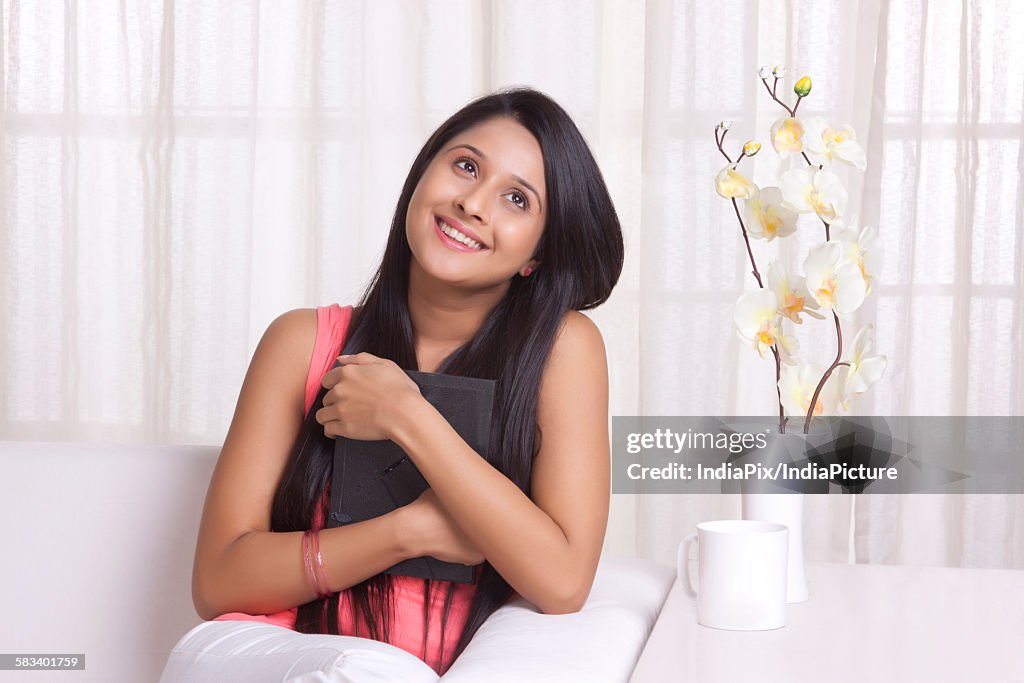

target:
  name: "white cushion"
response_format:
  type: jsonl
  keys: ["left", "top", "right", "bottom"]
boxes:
{"left": 440, "top": 555, "right": 675, "bottom": 682}
{"left": 157, "top": 556, "right": 673, "bottom": 682}
{"left": 158, "top": 621, "right": 440, "bottom": 683}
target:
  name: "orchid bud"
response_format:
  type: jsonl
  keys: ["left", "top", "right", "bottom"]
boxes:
{"left": 772, "top": 65, "right": 786, "bottom": 78}
{"left": 742, "top": 140, "right": 762, "bottom": 156}
{"left": 717, "top": 119, "right": 733, "bottom": 132}
{"left": 794, "top": 76, "right": 812, "bottom": 97}
{"left": 758, "top": 65, "right": 772, "bottom": 79}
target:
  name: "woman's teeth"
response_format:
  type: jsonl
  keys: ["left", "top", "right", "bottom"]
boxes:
{"left": 439, "top": 220, "right": 483, "bottom": 250}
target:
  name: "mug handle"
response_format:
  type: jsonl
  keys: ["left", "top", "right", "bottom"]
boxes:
{"left": 677, "top": 533, "right": 698, "bottom": 601}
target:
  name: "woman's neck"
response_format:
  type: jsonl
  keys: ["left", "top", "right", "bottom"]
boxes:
{"left": 406, "top": 266, "right": 506, "bottom": 351}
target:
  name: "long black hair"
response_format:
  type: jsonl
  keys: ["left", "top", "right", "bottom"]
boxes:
{"left": 269, "top": 87, "right": 624, "bottom": 671}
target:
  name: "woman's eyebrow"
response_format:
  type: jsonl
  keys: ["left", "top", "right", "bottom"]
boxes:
{"left": 444, "top": 143, "right": 544, "bottom": 210}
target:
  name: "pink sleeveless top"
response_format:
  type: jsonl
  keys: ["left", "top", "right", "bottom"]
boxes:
{"left": 213, "top": 304, "right": 478, "bottom": 674}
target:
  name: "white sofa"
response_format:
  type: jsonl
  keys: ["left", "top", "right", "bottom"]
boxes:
{"left": 0, "top": 441, "right": 674, "bottom": 682}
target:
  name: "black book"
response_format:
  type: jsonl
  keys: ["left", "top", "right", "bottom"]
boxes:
{"left": 326, "top": 368, "right": 496, "bottom": 584}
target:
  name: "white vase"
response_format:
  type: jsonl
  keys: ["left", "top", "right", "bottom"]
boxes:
{"left": 741, "top": 492, "right": 808, "bottom": 603}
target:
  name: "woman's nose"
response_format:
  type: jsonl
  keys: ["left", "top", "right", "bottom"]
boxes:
{"left": 456, "top": 186, "right": 489, "bottom": 223}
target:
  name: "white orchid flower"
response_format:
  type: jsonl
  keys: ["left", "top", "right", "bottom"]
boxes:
{"left": 733, "top": 289, "right": 799, "bottom": 364}
{"left": 744, "top": 187, "right": 798, "bottom": 241}
{"left": 832, "top": 224, "right": 884, "bottom": 296}
{"left": 780, "top": 166, "right": 848, "bottom": 222}
{"left": 776, "top": 332, "right": 799, "bottom": 366}
{"left": 802, "top": 117, "right": 867, "bottom": 170}
{"left": 715, "top": 165, "right": 758, "bottom": 199}
{"left": 838, "top": 325, "right": 888, "bottom": 410}
{"left": 767, "top": 260, "right": 825, "bottom": 324}
{"left": 770, "top": 117, "right": 805, "bottom": 158}
{"left": 778, "top": 362, "right": 842, "bottom": 418}
{"left": 803, "top": 241, "right": 867, "bottom": 314}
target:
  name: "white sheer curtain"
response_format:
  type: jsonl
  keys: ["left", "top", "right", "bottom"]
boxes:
{"left": 630, "top": 0, "right": 1024, "bottom": 570}
{"left": 2, "top": 0, "right": 1021, "bottom": 568}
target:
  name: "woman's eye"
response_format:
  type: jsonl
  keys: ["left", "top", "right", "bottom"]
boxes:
{"left": 453, "top": 157, "right": 527, "bottom": 210}
{"left": 454, "top": 159, "right": 477, "bottom": 176}
{"left": 507, "top": 191, "right": 528, "bottom": 210}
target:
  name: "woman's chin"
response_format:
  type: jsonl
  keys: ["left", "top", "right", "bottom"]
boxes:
{"left": 413, "top": 260, "right": 474, "bottom": 286}
{"left": 419, "top": 268, "right": 516, "bottom": 295}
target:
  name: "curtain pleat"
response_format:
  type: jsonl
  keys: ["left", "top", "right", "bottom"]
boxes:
{"left": 1, "top": 0, "right": 1021, "bottom": 568}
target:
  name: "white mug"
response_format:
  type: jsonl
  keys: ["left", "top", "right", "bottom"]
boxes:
{"left": 677, "top": 520, "right": 789, "bottom": 630}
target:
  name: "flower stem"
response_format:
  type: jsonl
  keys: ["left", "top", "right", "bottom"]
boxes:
{"left": 731, "top": 197, "right": 762, "bottom": 288}
{"left": 803, "top": 311, "right": 845, "bottom": 434}
{"left": 772, "top": 346, "right": 787, "bottom": 433}
{"left": 760, "top": 78, "right": 794, "bottom": 117}
{"left": 716, "top": 128, "right": 733, "bottom": 164}
{"left": 730, "top": 196, "right": 786, "bottom": 431}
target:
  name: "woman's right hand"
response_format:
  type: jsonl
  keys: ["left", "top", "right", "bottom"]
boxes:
{"left": 400, "top": 488, "right": 485, "bottom": 566}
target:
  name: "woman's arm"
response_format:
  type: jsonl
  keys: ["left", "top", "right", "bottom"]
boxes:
{"left": 192, "top": 309, "right": 457, "bottom": 620}
{"left": 388, "top": 311, "right": 610, "bottom": 614}
{"left": 195, "top": 515, "right": 414, "bottom": 620}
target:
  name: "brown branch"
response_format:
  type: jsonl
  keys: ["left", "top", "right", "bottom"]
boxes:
{"left": 715, "top": 127, "right": 733, "bottom": 164}
{"left": 773, "top": 347, "right": 786, "bottom": 433}
{"left": 760, "top": 78, "right": 794, "bottom": 117}
{"left": 731, "top": 197, "right": 762, "bottom": 288}
{"left": 729, "top": 196, "right": 788, "bottom": 429}
{"left": 803, "top": 311, "right": 845, "bottom": 434}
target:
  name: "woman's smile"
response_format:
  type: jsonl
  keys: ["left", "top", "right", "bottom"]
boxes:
{"left": 434, "top": 215, "right": 489, "bottom": 252}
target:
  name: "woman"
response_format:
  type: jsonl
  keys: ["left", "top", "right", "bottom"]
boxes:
{"left": 191, "top": 87, "right": 624, "bottom": 675}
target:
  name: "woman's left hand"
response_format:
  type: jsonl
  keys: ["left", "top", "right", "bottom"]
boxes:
{"left": 316, "top": 353, "right": 423, "bottom": 441}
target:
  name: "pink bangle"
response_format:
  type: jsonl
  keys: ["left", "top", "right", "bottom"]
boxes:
{"left": 302, "top": 531, "right": 323, "bottom": 598}
{"left": 309, "top": 529, "right": 332, "bottom": 598}
{"left": 303, "top": 529, "right": 331, "bottom": 598}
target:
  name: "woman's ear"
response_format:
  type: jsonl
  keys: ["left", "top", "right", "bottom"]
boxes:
{"left": 519, "top": 260, "right": 540, "bottom": 277}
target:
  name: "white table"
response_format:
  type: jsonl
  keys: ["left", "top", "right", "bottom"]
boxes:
{"left": 630, "top": 561, "right": 1024, "bottom": 683}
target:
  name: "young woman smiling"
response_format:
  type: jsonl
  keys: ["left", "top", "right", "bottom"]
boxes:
{"left": 190, "top": 88, "right": 624, "bottom": 675}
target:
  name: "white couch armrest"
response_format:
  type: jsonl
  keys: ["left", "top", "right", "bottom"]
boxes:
{"left": 440, "top": 555, "right": 674, "bottom": 682}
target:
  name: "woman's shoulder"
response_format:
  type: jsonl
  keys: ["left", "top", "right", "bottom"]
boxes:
{"left": 267, "top": 304, "right": 355, "bottom": 338}
{"left": 551, "top": 310, "right": 605, "bottom": 358}
{"left": 538, "top": 310, "right": 607, "bottom": 395}
{"left": 264, "top": 305, "right": 357, "bottom": 363}
{"left": 265, "top": 307, "right": 318, "bottom": 346}
{"left": 258, "top": 309, "right": 319, "bottom": 385}
{"left": 264, "top": 304, "right": 357, "bottom": 342}
{"left": 533, "top": 310, "right": 609, "bottom": 468}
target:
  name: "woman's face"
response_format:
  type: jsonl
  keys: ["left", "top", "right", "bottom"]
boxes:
{"left": 406, "top": 117, "right": 546, "bottom": 291}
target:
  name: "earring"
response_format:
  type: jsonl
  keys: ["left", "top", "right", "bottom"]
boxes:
{"left": 521, "top": 266, "right": 534, "bottom": 277}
